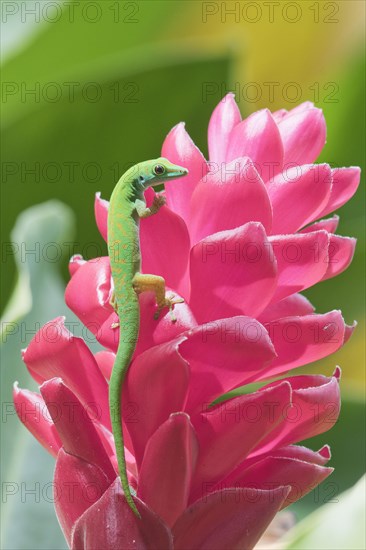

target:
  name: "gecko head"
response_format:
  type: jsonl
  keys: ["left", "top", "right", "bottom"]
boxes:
{"left": 136, "top": 158, "right": 188, "bottom": 189}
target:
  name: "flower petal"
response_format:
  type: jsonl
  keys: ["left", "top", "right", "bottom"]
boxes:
{"left": 227, "top": 455, "right": 333, "bottom": 508}
{"left": 124, "top": 339, "right": 190, "bottom": 468}
{"left": 71, "top": 478, "right": 173, "bottom": 550}
{"left": 226, "top": 109, "right": 284, "bottom": 183}
{"left": 179, "top": 316, "right": 276, "bottom": 415}
{"left": 343, "top": 321, "right": 357, "bottom": 344}
{"left": 208, "top": 93, "right": 242, "bottom": 164}
{"left": 40, "top": 378, "right": 116, "bottom": 481}
{"left": 190, "top": 381, "right": 291, "bottom": 500}
{"left": 94, "top": 192, "right": 108, "bottom": 242}
{"left": 189, "top": 222, "right": 278, "bottom": 323}
{"left": 287, "top": 102, "right": 315, "bottom": 115}
{"left": 272, "top": 108, "right": 288, "bottom": 122}
{"left": 217, "top": 444, "right": 332, "bottom": 501}
{"left": 140, "top": 188, "right": 191, "bottom": 297}
{"left": 320, "top": 167, "right": 361, "bottom": 217}
{"left": 269, "top": 230, "right": 329, "bottom": 303}
{"left": 252, "top": 371, "right": 341, "bottom": 456}
{"left": 245, "top": 443, "right": 332, "bottom": 469}
{"left": 66, "top": 251, "right": 196, "bottom": 355}
{"left": 173, "top": 486, "right": 290, "bottom": 550}
{"left": 97, "top": 290, "right": 197, "bottom": 356}
{"left": 268, "top": 164, "right": 332, "bottom": 233}
{"left": 95, "top": 191, "right": 192, "bottom": 298}
{"left": 65, "top": 257, "right": 112, "bottom": 334}
{"left": 300, "top": 215, "right": 339, "bottom": 234}
{"left": 277, "top": 107, "right": 326, "bottom": 165}
{"left": 13, "top": 383, "right": 61, "bottom": 457}
{"left": 69, "top": 254, "right": 85, "bottom": 276}
{"left": 23, "top": 317, "right": 110, "bottom": 428}
{"left": 322, "top": 234, "right": 356, "bottom": 281}
{"left": 259, "top": 293, "right": 315, "bottom": 323}
{"left": 161, "top": 122, "right": 208, "bottom": 223}
{"left": 190, "top": 158, "right": 272, "bottom": 244}
{"left": 138, "top": 413, "right": 199, "bottom": 527}
{"left": 273, "top": 103, "right": 315, "bottom": 123}
{"left": 55, "top": 449, "right": 113, "bottom": 546}
{"left": 94, "top": 350, "right": 115, "bottom": 380}
{"left": 260, "top": 310, "right": 347, "bottom": 379}
{"left": 92, "top": 421, "right": 127, "bottom": 477}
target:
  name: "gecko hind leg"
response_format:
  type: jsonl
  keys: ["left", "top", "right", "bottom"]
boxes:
{"left": 109, "top": 289, "right": 120, "bottom": 329}
{"left": 132, "top": 273, "right": 183, "bottom": 323}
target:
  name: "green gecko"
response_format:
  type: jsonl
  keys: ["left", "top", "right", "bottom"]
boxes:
{"left": 107, "top": 158, "right": 188, "bottom": 517}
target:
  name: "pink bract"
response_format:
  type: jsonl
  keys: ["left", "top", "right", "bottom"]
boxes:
{"left": 15, "top": 96, "right": 359, "bottom": 549}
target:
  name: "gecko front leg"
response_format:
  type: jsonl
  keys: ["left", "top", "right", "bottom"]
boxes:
{"left": 135, "top": 194, "right": 166, "bottom": 218}
{"left": 134, "top": 195, "right": 184, "bottom": 322}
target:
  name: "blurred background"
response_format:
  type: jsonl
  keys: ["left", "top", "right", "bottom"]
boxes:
{"left": 1, "top": 1, "right": 365, "bottom": 548}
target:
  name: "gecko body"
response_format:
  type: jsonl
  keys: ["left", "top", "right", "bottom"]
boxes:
{"left": 107, "top": 158, "right": 188, "bottom": 517}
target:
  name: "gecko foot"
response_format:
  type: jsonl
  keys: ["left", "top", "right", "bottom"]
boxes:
{"left": 154, "top": 295, "right": 184, "bottom": 323}
{"left": 111, "top": 321, "right": 120, "bottom": 329}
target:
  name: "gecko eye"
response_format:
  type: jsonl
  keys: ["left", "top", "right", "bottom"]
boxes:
{"left": 153, "top": 164, "right": 165, "bottom": 176}
{"left": 139, "top": 175, "right": 144, "bottom": 182}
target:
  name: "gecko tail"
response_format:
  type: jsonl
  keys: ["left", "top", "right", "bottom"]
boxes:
{"left": 109, "top": 343, "right": 141, "bottom": 519}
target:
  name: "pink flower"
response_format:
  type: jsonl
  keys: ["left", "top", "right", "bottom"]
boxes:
{"left": 14, "top": 96, "right": 359, "bottom": 549}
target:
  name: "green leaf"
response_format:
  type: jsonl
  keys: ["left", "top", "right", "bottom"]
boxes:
{"left": 281, "top": 475, "right": 366, "bottom": 549}
{"left": 1, "top": 5, "right": 234, "bottom": 546}
{"left": 305, "top": 53, "right": 365, "bottom": 322}
{"left": 1, "top": 201, "right": 76, "bottom": 550}
{"left": 1, "top": 1, "right": 234, "bottom": 311}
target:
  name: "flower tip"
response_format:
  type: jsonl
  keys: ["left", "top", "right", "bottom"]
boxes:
{"left": 333, "top": 366, "right": 342, "bottom": 380}
{"left": 170, "top": 411, "right": 191, "bottom": 422}
{"left": 255, "top": 107, "right": 273, "bottom": 119}
{"left": 282, "top": 485, "right": 292, "bottom": 500}
{"left": 40, "top": 376, "right": 64, "bottom": 398}
{"left": 13, "top": 381, "right": 20, "bottom": 395}
{"left": 70, "top": 254, "right": 84, "bottom": 263}
{"left": 175, "top": 121, "right": 186, "bottom": 131}
{"left": 95, "top": 191, "right": 109, "bottom": 206}
{"left": 222, "top": 92, "right": 236, "bottom": 102}
{"left": 318, "top": 444, "right": 332, "bottom": 460}
{"left": 69, "top": 255, "right": 85, "bottom": 276}
{"left": 249, "top": 220, "right": 267, "bottom": 232}
{"left": 343, "top": 320, "right": 357, "bottom": 345}
{"left": 352, "top": 166, "right": 361, "bottom": 177}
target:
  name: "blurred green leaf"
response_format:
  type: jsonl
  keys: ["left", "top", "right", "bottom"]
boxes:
{"left": 1, "top": 201, "right": 76, "bottom": 550}
{"left": 287, "top": 393, "right": 365, "bottom": 520}
{"left": 1, "top": 1, "right": 234, "bottom": 310}
{"left": 2, "top": 54, "right": 232, "bottom": 308}
{"left": 2, "top": 1, "right": 202, "bottom": 103}
{"left": 281, "top": 475, "right": 366, "bottom": 549}
{"left": 305, "top": 53, "right": 365, "bottom": 323}
{"left": 1, "top": 4, "right": 234, "bottom": 547}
